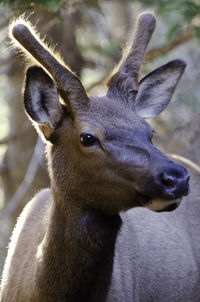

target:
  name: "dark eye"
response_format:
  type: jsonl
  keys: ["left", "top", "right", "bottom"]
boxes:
{"left": 80, "top": 133, "right": 97, "bottom": 147}
{"left": 151, "top": 129, "right": 156, "bottom": 141}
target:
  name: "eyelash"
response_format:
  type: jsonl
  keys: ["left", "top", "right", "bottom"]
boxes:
{"left": 151, "top": 129, "right": 156, "bottom": 140}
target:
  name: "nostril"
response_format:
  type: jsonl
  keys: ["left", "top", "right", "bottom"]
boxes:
{"left": 159, "top": 169, "right": 190, "bottom": 199}
{"left": 183, "top": 175, "right": 190, "bottom": 196}
{"left": 160, "top": 172, "right": 176, "bottom": 188}
{"left": 185, "top": 174, "right": 190, "bottom": 184}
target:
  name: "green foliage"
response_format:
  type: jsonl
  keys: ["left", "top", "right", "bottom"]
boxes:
{"left": 83, "top": 41, "right": 119, "bottom": 58}
{"left": 113, "top": 0, "right": 200, "bottom": 42}
{"left": 166, "top": 23, "right": 182, "bottom": 41}
{"left": 0, "top": 0, "right": 60, "bottom": 12}
{"left": 131, "top": 0, "right": 200, "bottom": 41}
{"left": 1, "top": 0, "right": 200, "bottom": 25}
{"left": 1, "top": 0, "right": 200, "bottom": 54}
{"left": 129, "top": 0, "right": 200, "bottom": 20}
{"left": 37, "top": 0, "right": 60, "bottom": 12}
{"left": 193, "top": 26, "right": 200, "bottom": 44}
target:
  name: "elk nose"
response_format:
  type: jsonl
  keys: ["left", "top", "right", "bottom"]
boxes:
{"left": 159, "top": 167, "right": 190, "bottom": 199}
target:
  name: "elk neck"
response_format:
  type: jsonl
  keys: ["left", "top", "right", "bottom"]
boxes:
{"left": 36, "top": 182, "right": 122, "bottom": 302}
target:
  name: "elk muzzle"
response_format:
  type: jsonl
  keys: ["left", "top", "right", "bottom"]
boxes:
{"left": 147, "top": 163, "right": 190, "bottom": 212}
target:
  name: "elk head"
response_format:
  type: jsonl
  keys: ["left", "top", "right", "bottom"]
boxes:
{"left": 10, "top": 13, "right": 190, "bottom": 215}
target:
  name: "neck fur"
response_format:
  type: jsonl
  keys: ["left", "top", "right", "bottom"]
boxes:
{"left": 36, "top": 191, "right": 121, "bottom": 302}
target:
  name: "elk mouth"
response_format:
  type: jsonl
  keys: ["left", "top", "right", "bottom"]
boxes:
{"left": 146, "top": 198, "right": 182, "bottom": 212}
{"left": 133, "top": 189, "right": 183, "bottom": 212}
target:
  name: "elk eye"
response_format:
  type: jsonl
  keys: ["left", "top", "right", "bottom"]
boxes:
{"left": 152, "top": 129, "right": 156, "bottom": 136}
{"left": 150, "top": 129, "right": 156, "bottom": 141}
{"left": 80, "top": 133, "right": 97, "bottom": 147}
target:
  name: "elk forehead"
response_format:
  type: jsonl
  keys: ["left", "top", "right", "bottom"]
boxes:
{"left": 85, "top": 95, "right": 152, "bottom": 139}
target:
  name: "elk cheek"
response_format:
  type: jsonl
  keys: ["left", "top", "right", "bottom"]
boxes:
{"left": 130, "top": 146, "right": 150, "bottom": 168}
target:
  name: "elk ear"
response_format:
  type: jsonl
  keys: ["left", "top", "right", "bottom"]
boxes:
{"left": 24, "top": 66, "right": 63, "bottom": 140}
{"left": 135, "top": 59, "right": 186, "bottom": 119}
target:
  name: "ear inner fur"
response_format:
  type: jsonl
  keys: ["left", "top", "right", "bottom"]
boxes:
{"left": 135, "top": 59, "right": 186, "bottom": 119}
{"left": 24, "top": 66, "right": 64, "bottom": 140}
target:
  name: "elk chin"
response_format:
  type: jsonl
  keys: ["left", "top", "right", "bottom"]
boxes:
{"left": 146, "top": 198, "right": 182, "bottom": 212}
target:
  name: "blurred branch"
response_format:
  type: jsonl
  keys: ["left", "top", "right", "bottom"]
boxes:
{"left": 0, "top": 137, "right": 44, "bottom": 219}
{"left": 0, "top": 134, "right": 17, "bottom": 145}
{"left": 146, "top": 30, "right": 193, "bottom": 62}
{"left": 173, "top": 113, "right": 200, "bottom": 132}
{"left": 0, "top": 16, "right": 12, "bottom": 30}
{"left": 0, "top": 163, "right": 7, "bottom": 175}
{"left": 86, "top": 29, "right": 194, "bottom": 93}
{"left": 86, "top": 75, "right": 106, "bottom": 93}
{"left": 0, "top": 57, "right": 12, "bottom": 66}
{"left": 169, "top": 154, "right": 200, "bottom": 174}
{"left": 0, "top": 66, "right": 11, "bottom": 75}
{"left": 84, "top": 59, "right": 96, "bottom": 69}
{"left": 42, "top": 17, "right": 59, "bottom": 32}
{"left": 0, "top": 127, "right": 31, "bottom": 146}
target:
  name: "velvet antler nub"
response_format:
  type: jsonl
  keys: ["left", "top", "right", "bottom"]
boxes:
{"left": 107, "top": 12, "right": 156, "bottom": 103}
{"left": 11, "top": 21, "right": 88, "bottom": 107}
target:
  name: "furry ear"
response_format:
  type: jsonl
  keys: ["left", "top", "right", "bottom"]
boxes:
{"left": 135, "top": 59, "right": 186, "bottom": 119}
{"left": 24, "top": 66, "right": 64, "bottom": 140}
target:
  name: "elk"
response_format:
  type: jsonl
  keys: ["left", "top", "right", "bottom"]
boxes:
{"left": 1, "top": 12, "right": 199, "bottom": 302}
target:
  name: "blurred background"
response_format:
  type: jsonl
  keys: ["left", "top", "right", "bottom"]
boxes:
{"left": 0, "top": 0, "right": 200, "bottom": 274}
